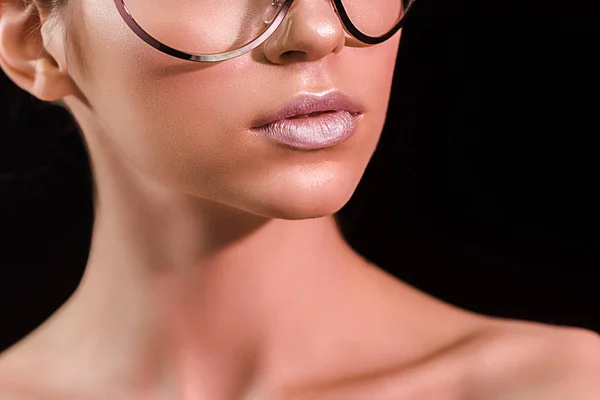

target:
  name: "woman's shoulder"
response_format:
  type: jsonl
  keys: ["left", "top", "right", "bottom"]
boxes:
{"left": 0, "top": 377, "right": 103, "bottom": 400}
{"left": 264, "top": 258, "right": 600, "bottom": 399}
{"left": 465, "top": 319, "right": 600, "bottom": 400}
{"left": 0, "top": 358, "right": 47, "bottom": 400}
{"left": 0, "top": 334, "right": 101, "bottom": 400}
{"left": 277, "top": 317, "right": 600, "bottom": 400}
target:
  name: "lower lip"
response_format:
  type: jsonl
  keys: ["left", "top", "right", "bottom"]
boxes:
{"left": 250, "top": 111, "right": 363, "bottom": 150}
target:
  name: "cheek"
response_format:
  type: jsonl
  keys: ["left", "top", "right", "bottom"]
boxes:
{"left": 112, "top": 64, "right": 266, "bottom": 173}
{"left": 76, "top": 10, "right": 248, "bottom": 184}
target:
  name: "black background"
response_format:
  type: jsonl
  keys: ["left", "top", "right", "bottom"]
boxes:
{"left": 1, "top": 0, "right": 599, "bottom": 352}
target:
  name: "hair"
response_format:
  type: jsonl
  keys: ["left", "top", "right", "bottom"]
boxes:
{"left": 22, "top": 0, "right": 69, "bottom": 17}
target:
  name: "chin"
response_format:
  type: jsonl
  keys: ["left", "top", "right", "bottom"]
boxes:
{"left": 250, "top": 201, "right": 347, "bottom": 221}
{"left": 241, "top": 200, "right": 348, "bottom": 221}
{"left": 227, "top": 172, "right": 361, "bottom": 220}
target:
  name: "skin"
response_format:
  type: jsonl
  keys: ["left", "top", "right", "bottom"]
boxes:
{"left": 1, "top": 0, "right": 599, "bottom": 399}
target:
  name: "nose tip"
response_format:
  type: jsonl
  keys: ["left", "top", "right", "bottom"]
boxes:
{"left": 261, "top": 0, "right": 347, "bottom": 64}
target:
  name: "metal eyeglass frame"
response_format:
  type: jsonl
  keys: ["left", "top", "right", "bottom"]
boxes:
{"left": 113, "top": 0, "right": 416, "bottom": 63}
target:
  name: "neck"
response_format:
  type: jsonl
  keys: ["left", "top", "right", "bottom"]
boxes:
{"left": 30, "top": 147, "right": 366, "bottom": 399}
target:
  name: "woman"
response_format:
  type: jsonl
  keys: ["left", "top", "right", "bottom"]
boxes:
{"left": 0, "top": 0, "right": 598, "bottom": 398}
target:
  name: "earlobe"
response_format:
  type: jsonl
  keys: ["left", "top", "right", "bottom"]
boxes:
{"left": 31, "top": 56, "right": 73, "bottom": 101}
{"left": 0, "top": 0, "right": 74, "bottom": 101}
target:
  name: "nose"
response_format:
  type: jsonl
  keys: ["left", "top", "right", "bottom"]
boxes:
{"left": 261, "top": 0, "right": 347, "bottom": 64}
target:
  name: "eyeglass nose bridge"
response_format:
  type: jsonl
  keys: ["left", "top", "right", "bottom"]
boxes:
{"left": 263, "top": 0, "right": 285, "bottom": 25}
{"left": 113, "top": 0, "right": 415, "bottom": 63}
{"left": 262, "top": 0, "right": 353, "bottom": 44}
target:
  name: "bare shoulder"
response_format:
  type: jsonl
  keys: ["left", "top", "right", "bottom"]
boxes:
{"left": 364, "top": 265, "right": 600, "bottom": 399}
{"left": 0, "top": 351, "right": 28, "bottom": 400}
{"left": 287, "top": 261, "right": 600, "bottom": 400}
{"left": 466, "top": 319, "right": 600, "bottom": 400}
{"left": 0, "top": 379, "right": 36, "bottom": 400}
{"left": 0, "top": 369, "right": 42, "bottom": 400}
{"left": 0, "top": 372, "right": 95, "bottom": 400}
{"left": 277, "top": 318, "right": 600, "bottom": 400}
{"left": 0, "top": 348, "right": 57, "bottom": 400}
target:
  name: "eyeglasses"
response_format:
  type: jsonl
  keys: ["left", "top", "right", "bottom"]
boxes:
{"left": 113, "top": 0, "right": 416, "bottom": 63}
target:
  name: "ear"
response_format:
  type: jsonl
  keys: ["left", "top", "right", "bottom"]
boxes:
{"left": 0, "top": 0, "right": 76, "bottom": 102}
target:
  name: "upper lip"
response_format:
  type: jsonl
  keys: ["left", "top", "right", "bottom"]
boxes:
{"left": 251, "top": 90, "right": 364, "bottom": 128}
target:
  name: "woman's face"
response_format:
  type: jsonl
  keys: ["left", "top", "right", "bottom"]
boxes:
{"left": 61, "top": 0, "right": 401, "bottom": 219}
